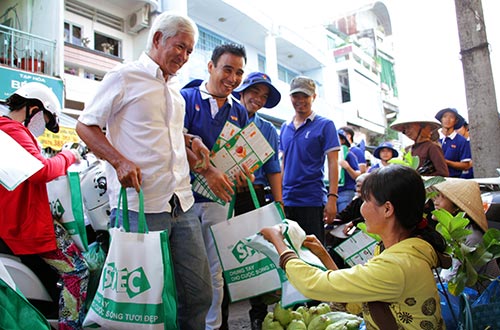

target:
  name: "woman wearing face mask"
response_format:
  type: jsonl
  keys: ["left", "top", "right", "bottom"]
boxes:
{"left": 0, "top": 82, "right": 89, "bottom": 330}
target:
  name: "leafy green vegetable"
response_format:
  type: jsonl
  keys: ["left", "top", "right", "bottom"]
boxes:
{"left": 433, "top": 208, "right": 500, "bottom": 295}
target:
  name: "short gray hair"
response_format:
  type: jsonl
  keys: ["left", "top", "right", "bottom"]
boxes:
{"left": 145, "top": 11, "right": 198, "bottom": 51}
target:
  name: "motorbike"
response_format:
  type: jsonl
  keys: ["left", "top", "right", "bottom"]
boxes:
{"left": 0, "top": 151, "right": 110, "bottom": 328}
{"left": 474, "top": 168, "right": 500, "bottom": 230}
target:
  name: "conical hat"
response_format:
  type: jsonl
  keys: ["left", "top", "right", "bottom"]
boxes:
{"left": 433, "top": 178, "right": 488, "bottom": 232}
{"left": 390, "top": 115, "right": 441, "bottom": 132}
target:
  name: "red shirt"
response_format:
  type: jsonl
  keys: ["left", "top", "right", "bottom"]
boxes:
{"left": 0, "top": 117, "right": 75, "bottom": 255}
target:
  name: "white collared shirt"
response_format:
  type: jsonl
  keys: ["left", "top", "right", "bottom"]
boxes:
{"left": 79, "top": 52, "right": 194, "bottom": 213}
{"left": 199, "top": 81, "right": 233, "bottom": 118}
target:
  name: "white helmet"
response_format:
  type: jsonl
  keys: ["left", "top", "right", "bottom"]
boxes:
{"left": 14, "top": 82, "right": 61, "bottom": 133}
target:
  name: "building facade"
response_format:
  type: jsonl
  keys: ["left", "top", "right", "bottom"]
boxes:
{"left": 0, "top": 0, "right": 398, "bottom": 149}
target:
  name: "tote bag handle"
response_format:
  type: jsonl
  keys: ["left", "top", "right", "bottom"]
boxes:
{"left": 68, "top": 171, "right": 89, "bottom": 249}
{"left": 227, "top": 176, "right": 260, "bottom": 219}
{"left": 115, "top": 187, "right": 148, "bottom": 233}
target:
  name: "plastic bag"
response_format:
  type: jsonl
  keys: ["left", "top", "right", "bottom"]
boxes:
{"left": 438, "top": 282, "right": 478, "bottom": 329}
{"left": 472, "top": 277, "right": 500, "bottom": 307}
{"left": 82, "top": 241, "right": 106, "bottom": 311}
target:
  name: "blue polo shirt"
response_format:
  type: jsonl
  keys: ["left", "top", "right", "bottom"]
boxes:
{"left": 280, "top": 112, "right": 340, "bottom": 207}
{"left": 368, "top": 163, "right": 384, "bottom": 173}
{"left": 461, "top": 139, "right": 474, "bottom": 179}
{"left": 182, "top": 80, "right": 248, "bottom": 201}
{"left": 339, "top": 151, "right": 359, "bottom": 192}
{"left": 250, "top": 114, "right": 280, "bottom": 186}
{"left": 350, "top": 145, "right": 366, "bottom": 166}
{"left": 440, "top": 132, "right": 472, "bottom": 177}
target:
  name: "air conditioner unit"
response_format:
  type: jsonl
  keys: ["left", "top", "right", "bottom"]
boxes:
{"left": 127, "top": 4, "right": 150, "bottom": 34}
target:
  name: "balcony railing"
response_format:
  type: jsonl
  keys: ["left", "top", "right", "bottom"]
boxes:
{"left": 0, "top": 24, "right": 56, "bottom": 76}
{"left": 64, "top": 42, "right": 123, "bottom": 76}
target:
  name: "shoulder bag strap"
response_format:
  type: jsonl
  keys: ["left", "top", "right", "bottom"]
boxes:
{"left": 68, "top": 171, "right": 88, "bottom": 249}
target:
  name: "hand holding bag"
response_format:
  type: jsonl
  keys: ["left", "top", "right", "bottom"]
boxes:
{"left": 212, "top": 180, "right": 326, "bottom": 307}
{"left": 83, "top": 188, "right": 178, "bottom": 329}
{"left": 210, "top": 180, "right": 284, "bottom": 303}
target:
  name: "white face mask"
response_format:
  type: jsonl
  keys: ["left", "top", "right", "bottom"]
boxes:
{"left": 26, "top": 110, "right": 46, "bottom": 137}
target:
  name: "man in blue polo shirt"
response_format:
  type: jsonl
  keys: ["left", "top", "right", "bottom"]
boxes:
{"left": 337, "top": 128, "right": 360, "bottom": 212}
{"left": 232, "top": 72, "right": 283, "bottom": 211}
{"left": 435, "top": 108, "right": 472, "bottom": 178}
{"left": 231, "top": 71, "right": 282, "bottom": 330}
{"left": 340, "top": 126, "right": 367, "bottom": 173}
{"left": 280, "top": 76, "right": 340, "bottom": 244}
{"left": 181, "top": 43, "right": 249, "bottom": 330}
{"left": 457, "top": 121, "right": 474, "bottom": 178}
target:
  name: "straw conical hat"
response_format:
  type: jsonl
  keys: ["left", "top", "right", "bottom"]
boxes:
{"left": 390, "top": 115, "right": 441, "bottom": 133}
{"left": 433, "top": 178, "right": 488, "bottom": 232}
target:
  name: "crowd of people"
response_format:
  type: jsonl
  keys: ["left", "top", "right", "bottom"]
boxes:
{"left": 0, "top": 9, "right": 496, "bottom": 330}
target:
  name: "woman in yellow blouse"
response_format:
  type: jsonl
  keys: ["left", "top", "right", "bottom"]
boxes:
{"left": 261, "top": 165, "right": 450, "bottom": 329}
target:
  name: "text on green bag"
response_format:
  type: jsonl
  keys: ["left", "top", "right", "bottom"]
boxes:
{"left": 232, "top": 240, "right": 257, "bottom": 263}
{"left": 50, "top": 199, "right": 64, "bottom": 220}
{"left": 102, "top": 262, "right": 151, "bottom": 298}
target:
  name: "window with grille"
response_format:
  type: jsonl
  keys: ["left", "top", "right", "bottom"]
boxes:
{"left": 278, "top": 65, "right": 298, "bottom": 84}
{"left": 196, "top": 26, "right": 234, "bottom": 52}
{"left": 258, "top": 54, "right": 266, "bottom": 72}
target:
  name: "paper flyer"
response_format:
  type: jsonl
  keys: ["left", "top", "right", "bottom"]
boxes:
{"left": 192, "top": 121, "right": 275, "bottom": 204}
{"left": 333, "top": 230, "right": 377, "bottom": 266}
{"left": 0, "top": 130, "right": 44, "bottom": 191}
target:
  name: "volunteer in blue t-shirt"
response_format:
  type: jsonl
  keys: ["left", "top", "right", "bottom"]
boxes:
{"left": 337, "top": 128, "right": 360, "bottom": 212}
{"left": 230, "top": 71, "right": 283, "bottom": 330}
{"left": 456, "top": 122, "right": 474, "bottom": 178}
{"left": 368, "top": 141, "right": 399, "bottom": 173}
{"left": 280, "top": 76, "right": 340, "bottom": 244}
{"left": 435, "top": 108, "right": 472, "bottom": 178}
{"left": 181, "top": 43, "right": 249, "bottom": 330}
{"left": 340, "top": 126, "right": 367, "bottom": 173}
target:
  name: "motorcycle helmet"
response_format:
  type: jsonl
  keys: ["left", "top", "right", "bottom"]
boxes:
{"left": 12, "top": 82, "right": 61, "bottom": 133}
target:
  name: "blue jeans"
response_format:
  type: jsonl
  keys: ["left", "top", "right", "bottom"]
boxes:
{"left": 111, "top": 206, "right": 212, "bottom": 330}
{"left": 337, "top": 189, "right": 355, "bottom": 213}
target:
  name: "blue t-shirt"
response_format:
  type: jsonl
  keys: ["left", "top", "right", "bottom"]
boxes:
{"left": 440, "top": 132, "right": 472, "bottom": 177}
{"left": 368, "top": 163, "right": 380, "bottom": 173}
{"left": 461, "top": 139, "right": 474, "bottom": 179}
{"left": 350, "top": 145, "right": 366, "bottom": 165}
{"left": 181, "top": 81, "right": 248, "bottom": 201}
{"left": 339, "top": 151, "right": 359, "bottom": 192}
{"left": 279, "top": 113, "right": 340, "bottom": 207}
{"left": 250, "top": 114, "right": 280, "bottom": 186}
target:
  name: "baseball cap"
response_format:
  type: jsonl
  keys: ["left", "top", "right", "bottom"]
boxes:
{"left": 289, "top": 76, "right": 316, "bottom": 96}
{"left": 337, "top": 128, "right": 351, "bottom": 147}
{"left": 232, "top": 72, "right": 281, "bottom": 108}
